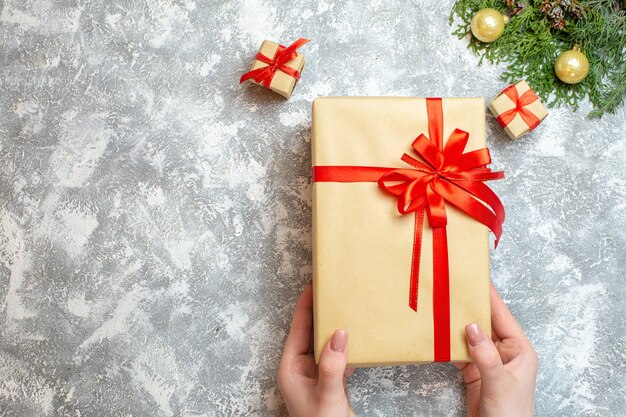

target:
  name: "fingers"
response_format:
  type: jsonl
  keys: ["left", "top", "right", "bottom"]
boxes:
{"left": 465, "top": 323, "right": 504, "bottom": 383}
{"left": 453, "top": 362, "right": 467, "bottom": 370}
{"left": 491, "top": 324, "right": 502, "bottom": 342}
{"left": 283, "top": 283, "right": 314, "bottom": 358}
{"left": 489, "top": 285, "right": 538, "bottom": 376}
{"left": 490, "top": 284, "right": 525, "bottom": 340}
{"left": 317, "top": 329, "right": 349, "bottom": 399}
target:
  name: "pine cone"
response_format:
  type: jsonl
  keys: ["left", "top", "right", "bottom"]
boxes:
{"left": 570, "top": 3, "right": 583, "bottom": 18}
{"left": 539, "top": 0, "right": 554, "bottom": 14}
{"left": 509, "top": 1, "right": 525, "bottom": 15}
{"left": 550, "top": 5, "right": 565, "bottom": 19}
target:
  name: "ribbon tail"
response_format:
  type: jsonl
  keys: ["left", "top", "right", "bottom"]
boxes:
{"left": 239, "top": 66, "right": 268, "bottom": 84}
{"left": 458, "top": 180, "right": 506, "bottom": 224}
{"left": 434, "top": 181, "right": 503, "bottom": 246}
{"left": 274, "top": 38, "right": 309, "bottom": 66}
{"left": 432, "top": 226, "right": 451, "bottom": 362}
{"left": 240, "top": 65, "right": 276, "bottom": 87}
{"left": 409, "top": 210, "right": 424, "bottom": 312}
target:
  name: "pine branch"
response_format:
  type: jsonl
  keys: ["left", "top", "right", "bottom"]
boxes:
{"left": 450, "top": 0, "right": 626, "bottom": 117}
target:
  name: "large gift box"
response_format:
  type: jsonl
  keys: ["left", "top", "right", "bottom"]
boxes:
{"left": 312, "top": 97, "right": 505, "bottom": 367}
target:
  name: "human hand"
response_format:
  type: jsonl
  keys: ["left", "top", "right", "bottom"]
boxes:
{"left": 278, "top": 283, "right": 355, "bottom": 417}
{"left": 455, "top": 284, "right": 538, "bottom": 417}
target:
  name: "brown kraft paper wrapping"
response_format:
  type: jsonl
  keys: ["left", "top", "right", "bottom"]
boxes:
{"left": 312, "top": 97, "right": 492, "bottom": 367}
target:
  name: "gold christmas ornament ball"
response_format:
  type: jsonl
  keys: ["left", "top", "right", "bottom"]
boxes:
{"left": 555, "top": 45, "right": 589, "bottom": 84}
{"left": 470, "top": 8, "right": 509, "bottom": 43}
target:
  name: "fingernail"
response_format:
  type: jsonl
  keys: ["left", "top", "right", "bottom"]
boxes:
{"left": 466, "top": 323, "right": 486, "bottom": 346}
{"left": 330, "top": 329, "right": 348, "bottom": 352}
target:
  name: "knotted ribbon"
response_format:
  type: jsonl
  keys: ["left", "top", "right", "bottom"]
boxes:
{"left": 312, "top": 98, "right": 505, "bottom": 361}
{"left": 239, "top": 38, "right": 309, "bottom": 88}
{"left": 495, "top": 84, "right": 541, "bottom": 131}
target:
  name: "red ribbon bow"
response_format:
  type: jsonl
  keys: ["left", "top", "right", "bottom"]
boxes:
{"left": 377, "top": 105, "right": 505, "bottom": 311}
{"left": 313, "top": 98, "right": 505, "bottom": 361}
{"left": 496, "top": 84, "right": 541, "bottom": 131}
{"left": 239, "top": 38, "right": 309, "bottom": 88}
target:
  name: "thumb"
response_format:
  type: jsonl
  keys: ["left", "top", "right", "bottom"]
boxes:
{"left": 465, "top": 323, "right": 504, "bottom": 383}
{"left": 317, "top": 329, "right": 349, "bottom": 399}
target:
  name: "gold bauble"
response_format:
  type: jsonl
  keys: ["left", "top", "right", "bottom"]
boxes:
{"left": 555, "top": 45, "right": 589, "bottom": 84}
{"left": 470, "top": 8, "right": 509, "bottom": 43}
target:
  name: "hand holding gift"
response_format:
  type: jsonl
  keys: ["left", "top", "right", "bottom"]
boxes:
{"left": 277, "top": 283, "right": 356, "bottom": 417}
{"left": 456, "top": 285, "right": 538, "bottom": 417}
{"left": 278, "top": 283, "right": 537, "bottom": 417}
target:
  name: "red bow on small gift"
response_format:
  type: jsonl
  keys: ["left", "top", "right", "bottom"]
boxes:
{"left": 239, "top": 38, "right": 309, "bottom": 88}
{"left": 496, "top": 84, "right": 541, "bottom": 131}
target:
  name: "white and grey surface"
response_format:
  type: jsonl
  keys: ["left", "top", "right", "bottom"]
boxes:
{"left": 0, "top": 1, "right": 624, "bottom": 416}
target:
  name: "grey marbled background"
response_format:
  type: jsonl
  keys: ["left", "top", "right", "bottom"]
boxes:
{"left": 0, "top": 0, "right": 624, "bottom": 416}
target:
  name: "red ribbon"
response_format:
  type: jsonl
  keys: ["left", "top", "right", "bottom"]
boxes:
{"left": 239, "top": 38, "right": 309, "bottom": 88}
{"left": 312, "top": 98, "right": 505, "bottom": 362}
{"left": 496, "top": 84, "right": 541, "bottom": 131}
